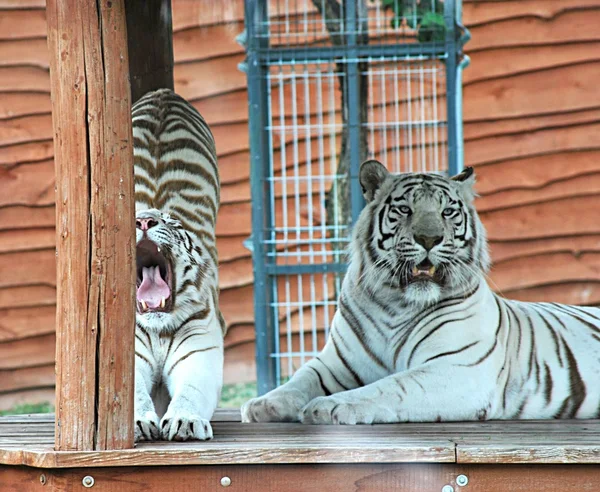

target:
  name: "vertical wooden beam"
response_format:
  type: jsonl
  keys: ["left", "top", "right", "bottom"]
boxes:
{"left": 125, "top": 0, "right": 174, "bottom": 103}
{"left": 47, "top": 0, "right": 136, "bottom": 451}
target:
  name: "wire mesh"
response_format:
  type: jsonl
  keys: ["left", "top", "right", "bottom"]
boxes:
{"left": 256, "top": 0, "right": 447, "bottom": 49}
{"left": 246, "top": 0, "right": 463, "bottom": 391}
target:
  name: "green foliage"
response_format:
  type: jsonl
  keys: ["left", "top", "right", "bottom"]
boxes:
{"left": 0, "top": 402, "right": 54, "bottom": 416}
{"left": 374, "top": 0, "right": 446, "bottom": 42}
{"left": 219, "top": 381, "right": 257, "bottom": 408}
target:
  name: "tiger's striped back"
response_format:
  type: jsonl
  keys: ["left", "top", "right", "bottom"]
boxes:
{"left": 133, "top": 88, "right": 219, "bottom": 257}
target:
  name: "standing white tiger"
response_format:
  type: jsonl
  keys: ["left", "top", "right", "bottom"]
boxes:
{"left": 133, "top": 89, "right": 226, "bottom": 441}
{"left": 242, "top": 159, "right": 600, "bottom": 424}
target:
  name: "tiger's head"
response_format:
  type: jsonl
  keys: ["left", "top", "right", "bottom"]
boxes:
{"left": 135, "top": 208, "right": 209, "bottom": 331}
{"left": 353, "top": 159, "right": 490, "bottom": 308}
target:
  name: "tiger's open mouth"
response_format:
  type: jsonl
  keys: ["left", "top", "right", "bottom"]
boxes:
{"left": 408, "top": 259, "right": 439, "bottom": 283}
{"left": 136, "top": 239, "right": 173, "bottom": 314}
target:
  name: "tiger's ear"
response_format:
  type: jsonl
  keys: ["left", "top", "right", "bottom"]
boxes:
{"left": 450, "top": 167, "right": 476, "bottom": 201}
{"left": 359, "top": 159, "right": 389, "bottom": 202}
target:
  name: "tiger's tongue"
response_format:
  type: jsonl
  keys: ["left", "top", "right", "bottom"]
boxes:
{"left": 137, "top": 266, "right": 170, "bottom": 309}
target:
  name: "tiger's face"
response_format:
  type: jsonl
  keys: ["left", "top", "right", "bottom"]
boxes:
{"left": 135, "top": 208, "right": 207, "bottom": 331}
{"left": 354, "top": 160, "right": 490, "bottom": 308}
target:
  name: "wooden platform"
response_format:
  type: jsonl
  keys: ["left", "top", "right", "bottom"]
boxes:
{"left": 2, "top": 410, "right": 600, "bottom": 491}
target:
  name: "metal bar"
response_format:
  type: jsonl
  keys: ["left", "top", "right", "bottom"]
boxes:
{"left": 257, "top": 43, "right": 447, "bottom": 64}
{"left": 345, "top": 0, "right": 365, "bottom": 224}
{"left": 444, "top": 0, "right": 459, "bottom": 176}
{"left": 266, "top": 263, "right": 348, "bottom": 275}
{"left": 246, "top": 0, "right": 278, "bottom": 395}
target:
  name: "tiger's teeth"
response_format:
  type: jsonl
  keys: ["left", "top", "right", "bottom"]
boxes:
{"left": 412, "top": 266, "right": 419, "bottom": 276}
{"left": 160, "top": 298, "right": 166, "bottom": 309}
{"left": 428, "top": 266, "right": 436, "bottom": 276}
{"left": 157, "top": 247, "right": 161, "bottom": 252}
{"left": 140, "top": 300, "right": 148, "bottom": 311}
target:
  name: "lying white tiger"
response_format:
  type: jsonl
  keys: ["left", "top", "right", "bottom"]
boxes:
{"left": 242, "top": 159, "right": 600, "bottom": 424}
{"left": 133, "top": 89, "right": 226, "bottom": 441}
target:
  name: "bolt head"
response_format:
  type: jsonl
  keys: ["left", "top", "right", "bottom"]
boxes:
{"left": 456, "top": 474, "right": 469, "bottom": 486}
{"left": 442, "top": 486, "right": 454, "bottom": 492}
{"left": 82, "top": 475, "right": 95, "bottom": 488}
{"left": 221, "top": 476, "right": 232, "bottom": 487}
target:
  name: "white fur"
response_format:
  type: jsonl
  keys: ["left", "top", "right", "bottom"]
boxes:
{"left": 242, "top": 165, "right": 600, "bottom": 425}
{"left": 132, "top": 89, "right": 224, "bottom": 441}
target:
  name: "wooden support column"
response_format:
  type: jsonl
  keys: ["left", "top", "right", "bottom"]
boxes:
{"left": 125, "top": 0, "right": 174, "bottom": 103}
{"left": 46, "top": 0, "right": 136, "bottom": 450}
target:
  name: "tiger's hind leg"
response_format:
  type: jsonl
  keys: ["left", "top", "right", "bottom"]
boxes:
{"left": 159, "top": 322, "right": 223, "bottom": 441}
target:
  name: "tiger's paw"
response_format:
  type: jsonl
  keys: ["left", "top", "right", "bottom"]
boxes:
{"left": 135, "top": 411, "right": 161, "bottom": 442}
{"left": 300, "top": 397, "right": 370, "bottom": 425}
{"left": 160, "top": 413, "right": 213, "bottom": 441}
{"left": 241, "top": 390, "right": 304, "bottom": 423}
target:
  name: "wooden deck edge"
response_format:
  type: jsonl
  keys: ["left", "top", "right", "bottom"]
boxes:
{"left": 0, "top": 444, "right": 456, "bottom": 468}
{"left": 456, "top": 445, "right": 600, "bottom": 464}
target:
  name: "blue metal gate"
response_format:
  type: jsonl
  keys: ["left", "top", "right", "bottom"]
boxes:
{"left": 242, "top": 0, "right": 470, "bottom": 394}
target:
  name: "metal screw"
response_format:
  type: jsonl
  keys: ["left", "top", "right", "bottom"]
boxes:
{"left": 456, "top": 475, "right": 469, "bottom": 487}
{"left": 221, "top": 476, "right": 232, "bottom": 487}
{"left": 442, "top": 486, "right": 454, "bottom": 492}
{"left": 39, "top": 474, "right": 47, "bottom": 485}
{"left": 82, "top": 476, "right": 95, "bottom": 488}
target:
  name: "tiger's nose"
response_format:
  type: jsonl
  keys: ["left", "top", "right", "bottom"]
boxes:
{"left": 136, "top": 218, "right": 158, "bottom": 231}
{"left": 414, "top": 234, "right": 443, "bottom": 251}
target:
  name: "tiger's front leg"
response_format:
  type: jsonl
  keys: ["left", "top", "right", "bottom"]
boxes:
{"left": 242, "top": 342, "right": 362, "bottom": 423}
{"left": 301, "top": 364, "right": 491, "bottom": 424}
{"left": 160, "top": 323, "right": 223, "bottom": 441}
{"left": 134, "top": 340, "right": 160, "bottom": 442}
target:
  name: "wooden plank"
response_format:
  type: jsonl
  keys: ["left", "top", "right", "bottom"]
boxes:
{"left": 0, "top": 333, "right": 54, "bottom": 370}
{"left": 0, "top": 140, "right": 54, "bottom": 166}
{"left": 4, "top": 463, "right": 600, "bottom": 492}
{"left": 463, "top": 0, "right": 600, "bottom": 25}
{"left": 463, "top": 61, "right": 600, "bottom": 121}
{"left": 0, "top": 249, "right": 55, "bottom": 289}
{"left": 0, "top": 1, "right": 45, "bottom": 8}
{"left": 0, "top": 364, "right": 54, "bottom": 394}
{"left": 464, "top": 43, "right": 600, "bottom": 86}
{"left": 0, "top": 159, "right": 55, "bottom": 207}
{"left": 0, "top": 38, "right": 49, "bottom": 69}
{"left": 0, "top": 228, "right": 55, "bottom": 254}
{"left": 125, "top": 0, "right": 174, "bottom": 103}
{"left": 0, "top": 66, "right": 49, "bottom": 93}
{"left": 0, "top": 92, "right": 51, "bottom": 119}
{"left": 46, "top": 0, "right": 135, "bottom": 450}
{"left": 173, "top": 23, "right": 244, "bottom": 63}
{"left": 0, "top": 9, "right": 46, "bottom": 40}
{"left": 0, "top": 464, "right": 459, "bottom": 492}
{"left": 467, "top": 7, "right": 600, "bottom": 50}
{"left": 0, "top": 285, "right": 55, "bottom": 310}
{"left": 480, "top": 195, "right": 600, "bottom": 241}
{"left": 457, "top": 464, "right": 600, "bottom": 491}
{"left": 0, "top": 305, "right": 55, "bottom": 341}
{"left": 0, "top": 114, "right": 53, "bottom": 148}
{"left": 466, "top": 121, "right": 600, "bottom": 168}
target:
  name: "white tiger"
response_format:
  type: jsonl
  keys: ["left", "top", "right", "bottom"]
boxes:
{"left": 133, "top": 89, "right": 226, "bottom": 441}
{"left": 242, "top": 159, "right": 600, "bottom": 424}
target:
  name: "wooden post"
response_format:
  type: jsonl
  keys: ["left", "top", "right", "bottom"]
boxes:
{"left": 46, "top": 0, "right": 136, "bottom": 450}
{"left": 125, "top": 0, "right": 174, "bottom": 103}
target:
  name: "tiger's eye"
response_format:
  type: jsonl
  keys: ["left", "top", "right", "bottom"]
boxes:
{"left": 442, "top": 207, "right": 454, "bottom": 217}
{"left": 398, "top": 206, "right": 412, "bottom": 215}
